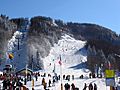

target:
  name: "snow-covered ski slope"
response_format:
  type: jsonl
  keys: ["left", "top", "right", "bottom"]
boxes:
{"left": 43, "top": 34, "right": 88, "bottom": 75}
{"left": 26, "top": 34, "right": 108, "bottom": 90}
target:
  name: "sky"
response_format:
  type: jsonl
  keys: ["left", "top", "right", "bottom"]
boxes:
{"left": 0, "top": 0, "right": 120, "bottom": 34}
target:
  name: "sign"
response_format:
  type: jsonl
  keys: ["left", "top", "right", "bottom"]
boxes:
{"left": 106, "top": 78, "right": 115, "bottom": 86}
{"left": 105, "top": 70, "right": 115, "bottom": 78}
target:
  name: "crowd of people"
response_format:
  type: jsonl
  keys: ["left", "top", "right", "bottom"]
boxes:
{"left": 0, "top": 74, "right": 28, "bottom": 90}
{"left": 0, "top": 72, "right": 99, "bottom": 90}
{"left": 1, "top": 71, "right": 119, "bottom": 90}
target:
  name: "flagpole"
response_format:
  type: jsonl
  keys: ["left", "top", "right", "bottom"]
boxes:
{"left": 108, "top": 61, "right": 111, "bottom": 70}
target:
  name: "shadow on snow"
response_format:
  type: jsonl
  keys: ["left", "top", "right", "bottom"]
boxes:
{"left": 69, "top": 62, "right": 88, "bottom": 70}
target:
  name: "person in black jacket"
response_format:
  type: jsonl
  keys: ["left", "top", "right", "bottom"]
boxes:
{"left": 2, "top": 80, "right": 7, "bottom": 90}
{"left": 64, "top": 83, "right": 70, "bottom": 90}
{"left": 94, "top": 83, "right": 97, "bottom": 90}
{"left": 48, "top": 79, "right": 51, "bottom": 87}
{"left": 89, "top": 83, "right": 93, "bottom": 90}
{"left": 71, "top": 83, "right": 75, "bottom": 90}
{"left": 83, "top": 83, "right": 87, "bottom": 90}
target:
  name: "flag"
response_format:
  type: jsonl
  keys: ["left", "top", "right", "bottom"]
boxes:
{"left": 58, "top": 55, "right": 62, "bottom": 65}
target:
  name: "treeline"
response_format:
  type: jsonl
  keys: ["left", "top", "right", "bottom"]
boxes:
{"left": 66, "top": 23, "right": 120, "bottom": 43}
{"left": 0, "top": 14, "right": 17, "bottom": 64}
{"left": 86, "top": 44, "right": 118, "bottom": 72}
{"left": 10, "top": 17, "right": 29, "bottom": 30}
{"left": 0, "top": 14, "right": 17, "bottom": 49}
{"left": 86, "top": 39, "right": 120, "bottom": 72}
{"left": 29, "top": 16, "right": 63, "bottom": 36}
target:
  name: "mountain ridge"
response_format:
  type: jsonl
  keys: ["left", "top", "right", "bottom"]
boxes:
{"left": 0, "top": 15, "right": 120, "bottom": 72}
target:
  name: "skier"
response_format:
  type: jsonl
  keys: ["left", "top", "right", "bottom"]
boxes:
{"left": 88, "top": 83, "right": 93, "bottom": 90}
{"left": 83, "top": 83, "right": 87, "bottom": 90}
{"left": 94, "top": 83, "right": 97, "bottom": 90}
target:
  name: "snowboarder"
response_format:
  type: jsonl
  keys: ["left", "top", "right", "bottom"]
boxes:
{"left": 94, "top": 83, "right": 97, "bottom": 90}
{"left": 83, "top": 83, "right": 87, "bottom": 90}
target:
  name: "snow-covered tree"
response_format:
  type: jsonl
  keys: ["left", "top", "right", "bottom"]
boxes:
{"left": 36, "top": 51, "right": 44, "bottom": 70}
{"left": 92, "top": 46, "right": 97, "bottom": 55}
{"left": 87, "top": 45, "right": 92, "bottom": 55}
